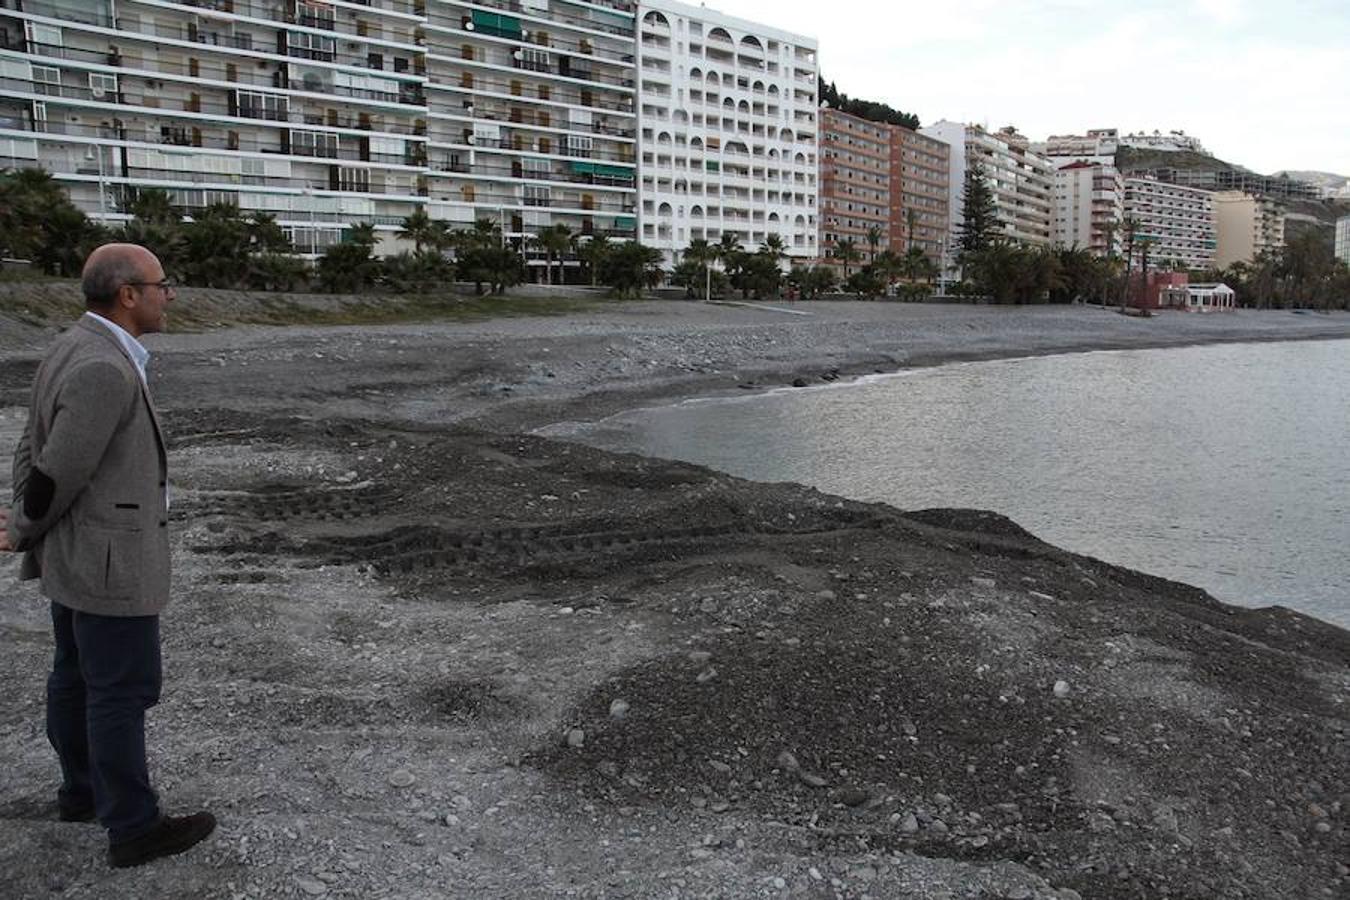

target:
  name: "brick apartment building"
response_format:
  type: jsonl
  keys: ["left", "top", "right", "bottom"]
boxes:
{"left": 819, "top": 107, "right": 949, "bottom": 272}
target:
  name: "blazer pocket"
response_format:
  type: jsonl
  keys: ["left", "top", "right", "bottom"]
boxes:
{"left": 103, "top": 528, "right": 142, "bottom": 597}
{"left": 81, "top": 524, "right": 142, "bottom": 597}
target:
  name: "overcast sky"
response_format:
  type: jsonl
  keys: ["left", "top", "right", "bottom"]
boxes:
{"left": 711, "top": 0, "right": 1349, "bottom": 176}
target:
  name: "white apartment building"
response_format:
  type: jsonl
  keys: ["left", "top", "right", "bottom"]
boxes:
{"left": 1335, "top": 215, "right": 1350, "bottom": 267}
{"left": 920, "top": 120, "right": 1052, "bottom": 248}
{"left": 0, "top": 0, "right": 641, "bottom": 259}
{"left": 1035, "top": 127, "right": 1118, "bottom": 165}
{"left": 1119, "top": 130, "right": 1206, "bottom": 154}
{"left": 635, "top": 0, "right": 818, "bottom": 265}
{"left": 1122, "top": 176, "right": 1216, "bottom": 270}
{"left": 1212, "top": 191, "right": 1284, "bottom": 267}
{"left": 1052, "top": 160, "right": 1123, "bottom": 256}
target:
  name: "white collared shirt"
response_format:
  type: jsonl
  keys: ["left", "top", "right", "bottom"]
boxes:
{"left": 85, "top": 311, "right": 150, "bottom": 386}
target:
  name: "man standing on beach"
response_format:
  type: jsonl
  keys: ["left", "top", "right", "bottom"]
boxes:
{"left": 0, "top": 243, "right": 215, "bottom": 868}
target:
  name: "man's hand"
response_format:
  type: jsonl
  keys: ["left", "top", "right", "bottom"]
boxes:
{"left": 0, "top": 509, "right": 12, "bottom": 552}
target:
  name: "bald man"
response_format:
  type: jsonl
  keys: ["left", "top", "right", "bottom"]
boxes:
{"left": 0, "top": 243, "right": 215, "bottom": 868}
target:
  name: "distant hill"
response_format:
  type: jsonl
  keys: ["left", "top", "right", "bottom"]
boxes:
{"left": 1115, "top": 148, "right": 1350, "bottom": 227}
{"left": 1276, "top": 170, "right": 1349, "bottom": 195}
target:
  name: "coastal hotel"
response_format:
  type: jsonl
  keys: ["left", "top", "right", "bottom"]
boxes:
{"left": 0, "top": 0, "right": 817, "bottom": 267}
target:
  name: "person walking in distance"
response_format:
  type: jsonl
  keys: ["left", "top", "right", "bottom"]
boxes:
{"left": 0, "top": 243, "right": 215, "bottom": 868}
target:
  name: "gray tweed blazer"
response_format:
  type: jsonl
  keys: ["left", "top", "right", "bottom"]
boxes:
{"left": 6, "top": 317, "right": 170, "bottom": 616}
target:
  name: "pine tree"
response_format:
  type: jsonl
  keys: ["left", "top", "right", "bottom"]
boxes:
{"left": 956, "top": 163, "right": 997, "bottom": 258}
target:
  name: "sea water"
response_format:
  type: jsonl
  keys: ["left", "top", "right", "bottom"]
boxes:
{"left": 546, "top": 340, "right": 1350, "bottom": 629}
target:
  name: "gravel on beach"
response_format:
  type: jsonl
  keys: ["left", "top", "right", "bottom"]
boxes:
{"left": 0, "top": 294, "right": 1346, "bottom": 899}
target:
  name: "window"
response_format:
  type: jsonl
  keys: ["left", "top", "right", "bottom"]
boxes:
{"left": 564, "top": 134, "right": 592, "bottom": 157}
{"left": 521, "top": 156, "right": 550, "bottom": 179}
{"left": 523, "top": 184, "right": 550, "bottom": 207}
{"left": 292, "top": 129, "right": 338, "bottom": 158}
{"left": 31, "top": 64, "right": 60, "bottom": 95}
{"left": 298, "top": 0, "right": 336, "bottom": 30}
{"left": 240, "top": 157, "right": 266, "bottom": 184}
{"left": 338, "top": 166, "right": 370, "bottom": 192}
{"left": 88, "top": 72, "right": 118, "bottom": 98}
{"left": 237, "top": 90, "right": 288, "bottom": 121}
{"left": 518, "top": 48, "right": 549, "bottom": 71}
{"left": 288, "top": 30, "right": 336, "bottom": 61}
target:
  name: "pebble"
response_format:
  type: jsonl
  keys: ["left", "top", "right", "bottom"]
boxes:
{"left": 899, "top": 812, "right": 919, "bottom": 833}
{"left": 838, "top": 787, "right": 869, "bottom": 807}
{"left": 295, "top": 878, "right": 328, "bottom": 896}
{"left": 799, "top": 772, "right": 827, "bottom": 788}
{"left": 689, "top": 651, "right": 712, "bottom": 666}
{"left": 388, "top": 769, "right": 415, "bottom": 788}
{"left": 1053, "top": 680, "right": 1071, "bottom": 698}
{"left": 970, "top": 577, "right": 996, "bottom": 589}
{"left": 696, "top": 667, "right": 719, "bottom": 684}
{"left": 609, "top": 699, "right": 630, "bottom": 720}
{"left": 1006, "top": 888, "right": 1032, "bottom": 900}
{"left": 776, "top": 751, "right": 800, "bottom": 771}
{"left": 809, "top": 867, "right": 823, "bottom": 880}
{"left": 699, "top": 597, "right": 719, "bottom": 613}
{"left": 566, "top": 728, "right": 586, "bottom": 748}
{"left": 817, "top": 589, "right": 836, "bottom": 601}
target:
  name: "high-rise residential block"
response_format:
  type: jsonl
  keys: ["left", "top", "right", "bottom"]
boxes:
{"left": 0, "top": 0, "right": 643, "bottom": 260}
{"left": 1122, "top": 176, "right": 1216, "bottom": 270}
{"left": 1052, "top": 160, "right": 1123, "bottom": 256}
{"left": 1337, "top": 215, "right": 1350, "bottom": 267}
{"left": 1, "top": 0, "right": 433, "bottom": 254}
{"left": 920, "top": 120, "right": 1052, "bottom": 249}
{"left": 424, "top": 0, "right": 640, "bottom": 247}
{"left": 635, "top": 0, "right": 819, "bottom": 266}
{"left": 1212, "top": 190, "right": 1285, "bottom": 267}
{"left": 889, "top": 125, "right": 948, "bottom": 265}
{"left": 819, "top": 106, "right": 888, "bottom": 270}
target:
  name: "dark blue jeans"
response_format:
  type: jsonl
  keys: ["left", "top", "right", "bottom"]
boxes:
{"left": 47, "top": 601, "right": 162, "bottom": 843}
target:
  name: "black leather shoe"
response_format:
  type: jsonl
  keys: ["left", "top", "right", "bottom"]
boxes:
{"left": 58, "top": 803, "right": 96, "bottom": 823}
{"left": 108, "top": 811, "right": 217, "bottom": 868}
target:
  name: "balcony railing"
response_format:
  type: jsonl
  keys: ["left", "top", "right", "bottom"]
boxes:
{"left": 428, "top": 157, "right": 633, "bottom": 188}
{"left": 0, "top": 117, "right": 426, "bottom": 167}
{"left": 1, "top": 76, "right": 428, "bottom": 136}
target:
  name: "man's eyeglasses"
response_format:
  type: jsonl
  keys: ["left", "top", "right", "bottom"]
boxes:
{"left": 125, "top": 278, "right": 177, "bottom": 290}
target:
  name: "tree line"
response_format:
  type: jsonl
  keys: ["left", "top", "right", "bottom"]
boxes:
{"left": 818, "top": 77, "right": 921, "bottom": 131}
{"left": 0, "top": 169, "right": 664, "bottom": 297}
{"left": 952, "top": 164, "right": 1350, "bottom": 309}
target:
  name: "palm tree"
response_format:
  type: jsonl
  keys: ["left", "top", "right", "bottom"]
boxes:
{"left": 761, "top": 233, "right": 787, "bottom": 264}
{"left": 682, "top": 237, "right": 717, "bottom": 299}
{"left": 576, "top": 233, "right": 612, "bottom": 286}
{"left": 1118, "top": 217, "right": 1140, "bottom": 311}
{"left": 864, "top": 225, "right": 883, "bottom": 264}
{"left": 397, "top": 207, "right": 437, "bottom": 253}
{"left": 534, "top": 223, "right": 573, "bottom": 286}
{"left": 833, "top": 239, "right": 861, "bottom": 280}
{"left": 348, "top": 222, "right": 378, "bottom": 248}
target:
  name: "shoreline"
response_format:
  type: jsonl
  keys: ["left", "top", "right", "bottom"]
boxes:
{"left": 536, "top": 329, "right": 1350, "bottom": 433}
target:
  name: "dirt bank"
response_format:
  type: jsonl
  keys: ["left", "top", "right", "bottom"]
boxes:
{"left": 0, "top": 299, "right": 1346, "bottom": 899}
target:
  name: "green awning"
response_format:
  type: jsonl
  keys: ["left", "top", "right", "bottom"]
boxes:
{"left": 613, "top": 216, "right": 635, "bottom": 229}
{"left": 706, "top": 161, "right": 719, "bottom": 172}
{"left": 569, "top": 161, "right": 634, "bottom": 178}
{"left": 472, "top": 10, "right": 522, "bottom": 37}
